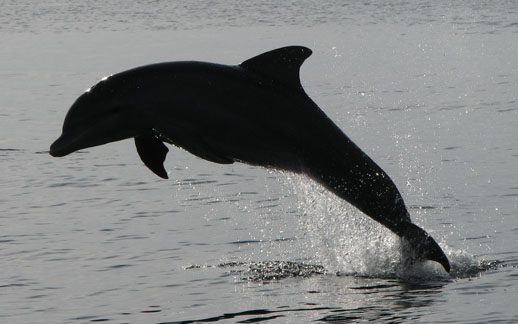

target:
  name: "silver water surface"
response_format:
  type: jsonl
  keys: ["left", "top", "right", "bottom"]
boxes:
{"left": 1, "top": 1, "right": 517, "bottom": 323}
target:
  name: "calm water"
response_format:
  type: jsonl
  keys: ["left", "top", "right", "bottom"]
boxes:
{"left": 1, "top": 1, "right": 517, "bottom": 323}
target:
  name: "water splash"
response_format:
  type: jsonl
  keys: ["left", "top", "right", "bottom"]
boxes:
{"left": 285, "top": 174, "right": 405, "bottom": 276}
{"left": 445, "top": 249, "right": 503, "bottom": 279}
{"left": 282, "top": 173, "right": 492, "bottom": 280}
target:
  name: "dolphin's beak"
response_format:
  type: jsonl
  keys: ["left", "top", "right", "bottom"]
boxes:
{"left": 50, "top": 127, "right": 95, "bottom": 157}
{"left": 49, "top": 133, "right": 76, "bottom": 157}
{"left": 50, "top": 118, "right": 137, "bottom": 158}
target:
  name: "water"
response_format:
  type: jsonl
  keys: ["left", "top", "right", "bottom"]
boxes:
{"left": 1, "top": 1, "right": 517, "bottom": 323}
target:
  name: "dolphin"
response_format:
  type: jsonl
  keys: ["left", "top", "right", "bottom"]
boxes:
{"left": 49, "top": 46, "right": 450, "bottom": 272}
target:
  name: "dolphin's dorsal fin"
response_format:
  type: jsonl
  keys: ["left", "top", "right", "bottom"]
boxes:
{"left": 239, "top": 46, "right": 312, "bottom": 89}
{"left": 134, "top": 133, "right": 169, "bottom": 179}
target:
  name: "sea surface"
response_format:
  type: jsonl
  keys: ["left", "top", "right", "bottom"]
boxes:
{"left": 1, "top": 1, "right": 517, "bottom": 323}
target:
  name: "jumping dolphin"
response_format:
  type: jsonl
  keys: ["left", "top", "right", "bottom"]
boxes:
{"left": 49, "top": 46, "right": 450, "bottom": 272}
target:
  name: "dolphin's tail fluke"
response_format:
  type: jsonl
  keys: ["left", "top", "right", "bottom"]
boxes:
{"left": 399, "top": 222, "right": 450, "bottom": 273}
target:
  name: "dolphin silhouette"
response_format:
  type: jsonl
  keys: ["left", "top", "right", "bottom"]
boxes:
{"left": 49, "top": 46, "right": 450, "bottom": 272}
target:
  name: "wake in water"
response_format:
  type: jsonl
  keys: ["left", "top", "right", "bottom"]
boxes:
{"left": 184, "top": 258, "right": 501, "bottom": 283}
{"left": 219, "top": 261, "right": 326, "bottom": 281}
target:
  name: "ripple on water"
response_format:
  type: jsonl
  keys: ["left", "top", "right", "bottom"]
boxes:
{"left": 182, "top": 255, "right": 505, "bottom": 285}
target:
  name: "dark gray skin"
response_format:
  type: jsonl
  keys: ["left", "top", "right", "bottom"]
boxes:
{"left": 50, "top": 46, "right": 450, "bottom": 272}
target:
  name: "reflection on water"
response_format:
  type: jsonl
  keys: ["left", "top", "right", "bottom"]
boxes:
{"left": 166, "top": 272, "right": 448, "bottom": 324}
{"left": 171, "top": 259, "right": 504, "bottom": 323}
{"left": 163, "top": 307, "right": 335, "bottom": 324}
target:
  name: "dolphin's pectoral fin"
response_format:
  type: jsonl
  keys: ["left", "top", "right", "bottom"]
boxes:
{"left": 400, "top": 222, "right": 450, "bottom": 273}
{"left": 134, "top": 134, "right": 169, "bottom": 179}
{"left": 239, "top": 46, "right": 312, "bottom": 90}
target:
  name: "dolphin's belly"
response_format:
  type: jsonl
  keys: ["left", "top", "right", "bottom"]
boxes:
{"left": 158, "top": 115, "right": 308, "bottom": 172}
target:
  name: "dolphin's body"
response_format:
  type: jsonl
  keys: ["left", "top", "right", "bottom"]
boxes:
{"left": 50, "top": 46, "right": 450, "bottom": 272}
